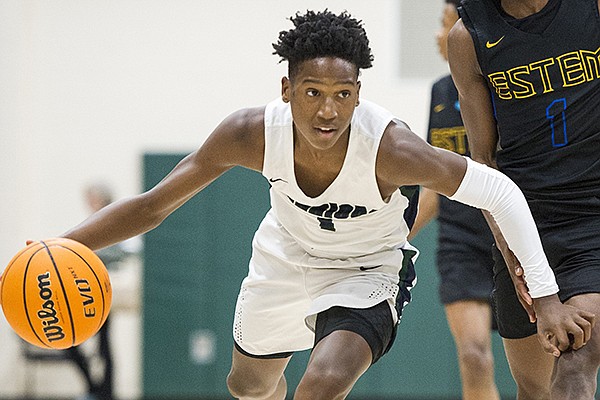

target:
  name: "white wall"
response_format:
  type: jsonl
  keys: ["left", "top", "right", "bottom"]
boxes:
{"left": 0, "top": 1, "right": 448, "bottom": 398}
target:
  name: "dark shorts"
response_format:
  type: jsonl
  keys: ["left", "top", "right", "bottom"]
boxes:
{"left": 437, "top": 254, "right": 495, "bottom": 305}
{"left": 492, "top": 197, "right": 600, "bottom": 338}
{"left": 314, "top": 301, "right": 396, "bottom": 364}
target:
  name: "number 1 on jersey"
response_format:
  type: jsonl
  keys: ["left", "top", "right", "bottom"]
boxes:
{"left": 546, "top": 98, "right": 568, "bottom": 148}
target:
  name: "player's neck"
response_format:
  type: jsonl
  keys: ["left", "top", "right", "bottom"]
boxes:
{"left": 500, "top": 0, "right": 549, "bottom": 19}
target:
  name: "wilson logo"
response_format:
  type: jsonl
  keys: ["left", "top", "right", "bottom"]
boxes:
{"left": 37, "top": 272, "right": 66, "bottom": 343}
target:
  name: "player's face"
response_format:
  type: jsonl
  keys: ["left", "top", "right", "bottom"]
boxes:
{"left": 282, "top": 57, "right": 360, "bottom": 151}
{"left": 436, "top": 4, "right": 459, "bottom": 62}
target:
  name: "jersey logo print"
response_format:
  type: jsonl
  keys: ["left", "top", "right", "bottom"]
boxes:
{"left": 359, "top": 264, "right": 383, "bottom": 271}
{"left": 287, "top": 195, "right": 374, "bottom": 231}
{"left": 486, "top": 36, "right": 505, "bottom": 49}
{"left": 268, "top": 177, "right": 288, "bottom": 183}
{"left": 433, "top": 104, "right": 446, "bottom": 113}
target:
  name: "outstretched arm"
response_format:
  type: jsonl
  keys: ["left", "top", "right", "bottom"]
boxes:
{"left": 447, "top": 19, "right": 535, "bottom": 318}
{"left": 377, "top": 122, "right": 595, "bottom": 356}
{"left": 62, "top": 107, "right": 265, "bottom": 251}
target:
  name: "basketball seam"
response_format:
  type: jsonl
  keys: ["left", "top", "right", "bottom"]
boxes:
{"left": 57, "top": 245, "right": 108, "bottom": 338}
{"left": 41, "top": 241, "right": 77, "bottom": 347}
{"left": 23, "top": 246, "right": 53, "bottom": 349}
{"left": 1, "top": 244, "right": 37, "bottom": 310}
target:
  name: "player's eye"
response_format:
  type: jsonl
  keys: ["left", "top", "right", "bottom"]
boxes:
{"left": 338, "top": 91, "right": 351, "bottom": 99}
{"left": 307, "top": 89, "right": 319, "bottom": 97}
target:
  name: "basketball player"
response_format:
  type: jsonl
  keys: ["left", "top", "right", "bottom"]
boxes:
{"left": 43, "top": 10, "right": 593, "bottom": 399}
{"left": 448, "top": 0, "right": 600, "bottom": 398}
{"left": 408, "top": 1, "right": 499, "bottom": 398}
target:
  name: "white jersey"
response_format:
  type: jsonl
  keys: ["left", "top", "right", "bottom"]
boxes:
{"left": 260, "top": 97, "right": 416, "bottom": 262}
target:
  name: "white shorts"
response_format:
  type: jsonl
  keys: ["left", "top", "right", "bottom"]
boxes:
{"left": 232, "top": 212, "right": 418, "bottom": 356}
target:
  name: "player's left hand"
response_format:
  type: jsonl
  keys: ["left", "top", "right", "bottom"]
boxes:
{"left": 533, "top": 294, "right": 596, "bottom": 357}
{"left": 499, "top": 245, "right": 536, "bottom": 322}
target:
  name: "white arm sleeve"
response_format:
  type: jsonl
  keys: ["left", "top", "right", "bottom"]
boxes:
{"left": 448, "top": 157, "right": 559, "bottom": 298}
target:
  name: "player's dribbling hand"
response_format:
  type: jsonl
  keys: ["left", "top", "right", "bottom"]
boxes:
{"left": 533, "top": 294, "right": 596, "bottom": 357}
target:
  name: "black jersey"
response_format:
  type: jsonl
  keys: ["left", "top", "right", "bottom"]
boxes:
{"left": 459, "top": 0, "right": 600, "bottom": 200}
{"left": 428, "top": 75, "right": 494, "bottom": 258}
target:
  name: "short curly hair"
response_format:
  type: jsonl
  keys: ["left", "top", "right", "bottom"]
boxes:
{"left": 272, "top": 10, "right": 374, "bottom": 79}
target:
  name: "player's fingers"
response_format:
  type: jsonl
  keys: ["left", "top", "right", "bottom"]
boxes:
{"left": 517, "top": 285, "right": 533, "bottom": 306}
{"left": 526, "top": 306, "right": 536, "bottom": 323}
{"left": 517, "top": 296, "right": 536, "bottom": 323}
{"left": 553, "top": 329, "right": 571, "bottom": 352}
{"left": 580, "top": 310, "right": 596, "bottom": 327}
{"left": 577, "top": 313, "right": 595, "bottom": 345}
{"left": 514, "top": 265, "right": 524, "bottom": 277}
{"left": 539, "top": 332, "right": 561, "bottom": 357}
{"left": 568, "top": 325, "right": 585, "bottom": 350}
{"left": 25, "top": 240, "right": 34, "bottom": 245}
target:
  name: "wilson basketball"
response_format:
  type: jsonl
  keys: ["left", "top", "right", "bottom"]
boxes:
{"left": 0, "top": 238, "right": 112, "bottom": 349}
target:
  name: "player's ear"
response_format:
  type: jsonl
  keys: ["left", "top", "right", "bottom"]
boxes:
{"left": 356, "top": 81, "right": 361, "bottom": 106}
{"left": 281, "top": 77, "right": 291, "bottom": 103}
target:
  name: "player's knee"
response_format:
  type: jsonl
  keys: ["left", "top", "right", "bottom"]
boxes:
{"left": 583, "top": 337, "right": 600, "bottom": 366}
{"left": 556, "top": 340, "right": 600, "bottom": 377}
{"left": 295, "top": 367, "right": 352, "bottom": 399}
{"left": 226, "top": 370, "right": 277, "bottom": 399}
{"left": 458, "top": 341, "right": 494, "bottom": 375}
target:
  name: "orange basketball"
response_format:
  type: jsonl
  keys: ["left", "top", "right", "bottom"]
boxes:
{"left": 0, "top": 238, "right": 112, "bottom": 349}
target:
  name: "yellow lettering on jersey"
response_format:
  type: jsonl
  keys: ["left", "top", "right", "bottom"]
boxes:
{"left": 557, "top": 51, "right": 586, "bottom": 87}
{"left": 507, "top": 65, "right": 536, "bottom": 99}
{"left": 530, "top": 58, "right": 555, "bottom": 93}
{"left": 430, "top": 126, "right": 468, "bottom": 155}
{"left": 487, "top": 46, "right": 600, "bottom": 100}
{"left": 580, "top": 48, "right": 600, "bottom": 81}
{"left": 488, "top": 72, "right": 512, "bottom": 100}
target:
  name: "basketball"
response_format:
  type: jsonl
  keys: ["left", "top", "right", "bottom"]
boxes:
{"left": 0, "top": 238, "right": 112, "bottom": 349}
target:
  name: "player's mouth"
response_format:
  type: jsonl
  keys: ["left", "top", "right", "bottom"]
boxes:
{"left": 315, "top": 126, "right": 337, "bottom": 137}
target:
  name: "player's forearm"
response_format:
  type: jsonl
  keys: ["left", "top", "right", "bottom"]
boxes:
{"left": 62, "top": 194, "right": 163, "bottom": 251}
{"left": 449, "top": 158, "right": 558, "bottom": 298}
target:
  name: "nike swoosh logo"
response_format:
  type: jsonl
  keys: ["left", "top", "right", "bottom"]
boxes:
{"left": 359, "top": 264, "right": 383, "bottom": 271}
{"left": 486, "top": 36, "right": 505, "bottom": 48}
{"left": 269, "top": 178, "right": 288, "bottom": 183}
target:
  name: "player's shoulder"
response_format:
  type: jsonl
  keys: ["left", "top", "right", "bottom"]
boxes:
{"left": 351, "top": 98, "right": 398, "bottom": 139}
{"left": 377, "top": 119, "right": 443, "bottom": 190}
{"left": 448, "top": 17, "right": 471, "bottom": 45}
{"left": 219, "top": 105, "right": 266, "bottom": 143}
{"left": 380, "top": 119, "right": 428, "bottom": 162}
{"left": 226, "top": 106, "right": 265, "bottom": 130}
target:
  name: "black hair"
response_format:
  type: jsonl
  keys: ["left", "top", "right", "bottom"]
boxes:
{"left": 272, "top": 10, "right": 374, "bottom": 79}
{"left": 446, "top": 0, "right": 461, "bottom": 8}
